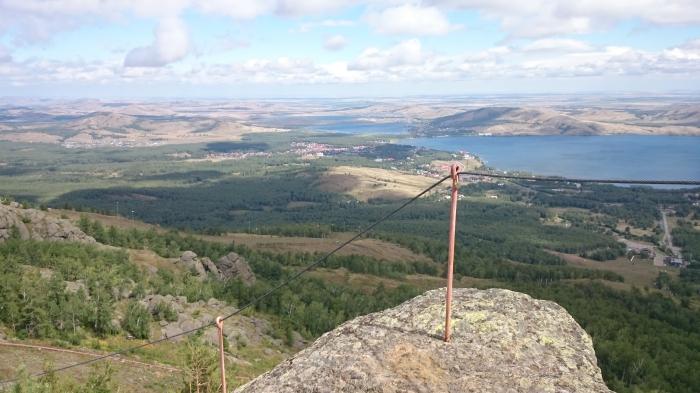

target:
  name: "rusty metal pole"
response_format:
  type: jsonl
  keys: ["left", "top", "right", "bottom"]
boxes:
{"left": 444, "top": 163, "right": 461, "bottom": 342}
{"left": 215, "top": 316, "right": 227, "bottom": 393}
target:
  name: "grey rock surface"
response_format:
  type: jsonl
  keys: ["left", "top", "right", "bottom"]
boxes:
{"left": 139, "top": 293, "right": 278, "bottom": 348}
{"left": 201, "top": 257, "right": 220, "bottom": 277}
{"left": 216, "top": 252, "right": 256, "bottom": 285}
{"left": 178, "top": 251, "right": 207, "bottom": 279}
{"left": 0, "top": 204, "right": 95, "bottom": 243}
{"left": 235, "top": 288, "right": 612, "bottom": 393}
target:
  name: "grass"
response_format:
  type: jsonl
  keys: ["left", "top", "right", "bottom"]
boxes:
{"left": 309, "top": 268, "right": 500, "bottom": 294}
{"left": 553, "top": 251, "right": 676, "bottom": 289}
{"left": 48, "top": 209, "right": 432, "bottom": 264}
{"left": 0, "top": 341, "right": 181, "bottom": 393}
{"left": 318, "top": 165, "right": 445, "bottom": 202}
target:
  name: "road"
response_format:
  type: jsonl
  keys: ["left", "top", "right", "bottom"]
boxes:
{"left": 660, "top": 208, "right": 682, "bottom": 257}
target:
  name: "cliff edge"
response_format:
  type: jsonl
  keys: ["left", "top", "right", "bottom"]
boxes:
{"left": 235, "top": 288, "right": 612, "bottom": 393}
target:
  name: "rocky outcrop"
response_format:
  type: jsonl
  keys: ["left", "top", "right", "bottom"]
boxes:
{"left": 0, "top": 203, "right": 95, "bottom": 243}
{"left": 200, "top": 257, "right": 219, "bottom": 277}
{"left": 177, "top": 251, "right": 220, "bottom": 280}
{"left": 216, "top": 252, "right": 255, "bottom": 285}
{"left": 140, "top": 294, "right": 279, "bottom": 348}
{"left": 179, "top": 251, "right": 207, "bottom": 278}
{"left": 235, "top": 288, "right": 612, "bottom": 393}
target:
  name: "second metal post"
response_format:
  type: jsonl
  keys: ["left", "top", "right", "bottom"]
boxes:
{"left": 444, "top": 163, "right": 461, "bottom": 342}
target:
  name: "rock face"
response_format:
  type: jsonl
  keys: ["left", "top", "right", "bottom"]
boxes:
{"left": 0, "top": 203, "right": 95, "bottom": 243}
{"left": 235, "top": 288, "right": 612, "bottom": 393}
{"left": 200, "top": 257, "right": 219, "bottom": 277}
{"left": 216, "top": 252, "right": 255, "bottom": 285}
{"left": 179, "top": 251, "right": 207, "bottom": 278}
{"left": 177, "top": 251, "right": 220, "bottom": 280}
{"left": 139, "top": 294, "right": 279, "bottom": 349}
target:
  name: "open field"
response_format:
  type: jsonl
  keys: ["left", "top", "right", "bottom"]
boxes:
{"left": 203, "top": 232, "right": 432, "bottom": 263}
{"left": 553, "top": 251, "right": 676, "bottom": 289}
{"left": 0, "top": 341, "right": 180, "bottom": 393}
{"left": 50, "top": 209, "right": 432, "bottom": 264}
{"left": 319, "top": 165, "right": 445, "bottom": 202}
{"left": 308, "top": 268, "right": 498, "bottom": 294}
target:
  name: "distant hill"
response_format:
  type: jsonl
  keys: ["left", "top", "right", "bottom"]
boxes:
{"left": 415, "top": 104, "right": 700, "bottom": 136}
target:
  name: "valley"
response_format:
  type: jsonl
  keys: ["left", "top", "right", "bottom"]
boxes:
{"left": 0, "top": 99, "right": 700, "bottom": 393}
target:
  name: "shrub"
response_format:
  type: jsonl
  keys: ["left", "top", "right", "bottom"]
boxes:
{"left": 121, "top": 301, "right": 151, "bottom": 339}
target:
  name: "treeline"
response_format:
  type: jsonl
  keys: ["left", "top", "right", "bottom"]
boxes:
{"left": 531, "top": 183, "right": 696, "bottom": 229}
{"left": 379, "top": 233, "right": 623, "bottom": 284}
{"left": 79, "top": 217, "right": 438, "bottom": 280}
{"left": 218, "top": 275, "right": 419, "bottom": 337}
{"left": 510, "top": 282, "right": 700, "bottom": 393}
{"left": 53, "top": 174, "right": 341, "bottom": 231}
{"left": 0, "top": 239, "right": 141, "bottom": 342}
{"left": 77, "top": 216, "right": 236, "bottom": 260}
{"left": 672, "top": 220, "right": 700, "bottom": 264}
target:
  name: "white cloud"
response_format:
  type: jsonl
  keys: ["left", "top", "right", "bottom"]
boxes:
{"left": 0, "top": 45, "right": 12, "bottom": 62}
{"left": 350, "top": 39, "right": 427, "bottom": 70}
{"left": 193, "top": 0, "right": 355, "bottom": 19}
{"left": 1, "top": 0, "right": 699, "bottom": 45}
{"left": 124, "top": 17, "right": 190, "bottom": 67}
{"left": 431, "top": 0, "right": 700, "bottom": 37}
{"left": 2, "top": 39, "right": 699, "bottom": 89}
{"left": 194, "top": 0, "right": 276, "bottom": 20}
{"left": 522, "top": 39, "right": 594, "bottom": 53}
{"left": 366, "top": 4, "right": 460, "bottom": 36}
{"left": 1, "top": 1, "right": 699, "bottom": 90}
{"left": 296, "top": 19, "right": 355, "bottom": 33}
{"left": 275, "top": 0, "right": 357, "bottom": 16}
{"left": 324, "top": 35, "right": 348, "bottom": 51}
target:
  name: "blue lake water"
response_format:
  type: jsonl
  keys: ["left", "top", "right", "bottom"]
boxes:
{"left": 401, "top": 135, "right": 700, "bottom": 183}
{"left": 254, "top": 115, "right": 408, "bottom": 135}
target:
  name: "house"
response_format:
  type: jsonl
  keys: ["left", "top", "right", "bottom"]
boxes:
{"left": 664, "top": 256, "right": 686, "bottom": 268}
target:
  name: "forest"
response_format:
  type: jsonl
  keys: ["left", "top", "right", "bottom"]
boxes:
{"left": 67, "top": 217, "right": 700, "bottom": 393}
{"left": 2, "top": 138, "right": 700, "bottom": 392}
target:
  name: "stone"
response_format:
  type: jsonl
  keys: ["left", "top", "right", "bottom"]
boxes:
{"left": 179, "top": 251, "right": 206, "bottom": 279}
{"left": 216, "top": 252, "right": 256, "bottom": 285}
{"left": 179, "top": 251, "right": 197, "bottom": 263}
{"left": 201, "top": 257, "right": 220, "bottom": 278}
{"left": 235, "top": 288, "right": 613, "bottom": 393}
{"left": 0, "top": 204, "right": 95, "bottom": 243}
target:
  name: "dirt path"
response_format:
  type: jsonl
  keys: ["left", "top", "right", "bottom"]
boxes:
{"left": 660, "top": 208, "right": 682, "bottom": 256}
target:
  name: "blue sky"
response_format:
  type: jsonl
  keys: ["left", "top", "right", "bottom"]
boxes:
{"left": 0, "top": 1, "right": 699, "bottom": 98}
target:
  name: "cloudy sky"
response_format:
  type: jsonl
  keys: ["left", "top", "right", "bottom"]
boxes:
{"left": 0, "top": 0, "right": 699, "bottom": 98}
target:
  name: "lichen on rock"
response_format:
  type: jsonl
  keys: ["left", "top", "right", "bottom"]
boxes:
{"left": 235, "top": 288, "right": 612, "bottom": 393}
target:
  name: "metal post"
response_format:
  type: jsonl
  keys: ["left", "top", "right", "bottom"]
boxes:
{"left": 215, "top": 316, "right": 227, "bottom": 393}
{"left": 444, "top": 163, "right": 461, "bottom": 342}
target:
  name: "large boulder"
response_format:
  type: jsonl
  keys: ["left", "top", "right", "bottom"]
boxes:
{"left": 0, "top": 203, "right": 95, "bottom": 243}
{"left": 178, "top": 251, "right": 221, "bottom": 280}
{"left": 235, "top": 288, "right": 612, "bottom": 393}
{"left": 215, "top": 252, "right": 255, "bottom": 285}
{"left": 200, "top": 257, "right": 220, "bottom": 278}
{"left": 178, "top": 251, "right": 207, "bottom": 278}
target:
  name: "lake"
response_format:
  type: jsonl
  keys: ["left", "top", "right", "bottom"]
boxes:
{"left": 254, "top": 115, "right": 409, "bottom": 135}
{"left": 401, "top": 135, "right": 700, "bottom": 183}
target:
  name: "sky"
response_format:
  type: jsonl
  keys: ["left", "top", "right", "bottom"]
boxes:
{"left": 0, "top": 0, "right": 699, "bottom": 98}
